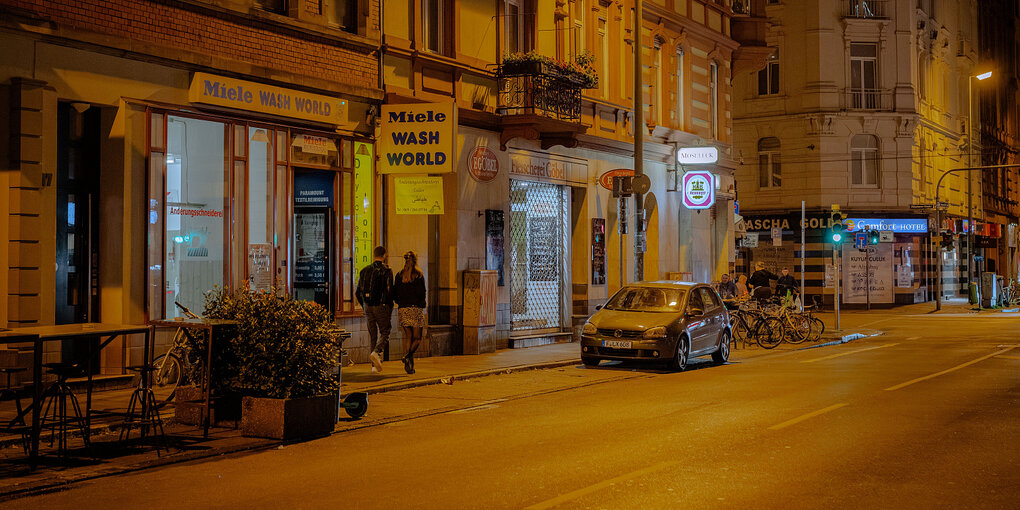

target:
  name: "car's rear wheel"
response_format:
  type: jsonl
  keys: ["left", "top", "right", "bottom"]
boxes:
{"left": 581, "top": 356, "right": 600, "bottom": 367}
{"left": 712, "top": 331, "right": 730, "bottom": 365}
{"left": 669, "top": 335, "right": 689, "bottom": 372}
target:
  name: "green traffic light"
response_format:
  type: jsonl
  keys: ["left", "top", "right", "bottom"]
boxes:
{"left": 832, "top": 232, "right": 843, "bottom": 243}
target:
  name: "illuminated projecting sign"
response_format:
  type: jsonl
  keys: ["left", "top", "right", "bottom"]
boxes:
{"left": 682, "top": 171, "right": 715, "bottom": 210}
{"left": 844, "top": 218, "right": 928, "bottom": 234}
{"left": 676, "top": 147, "right": 719, "bottom": 165}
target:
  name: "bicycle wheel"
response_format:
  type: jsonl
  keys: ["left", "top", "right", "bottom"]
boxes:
{"left": 784, "top": 315, "right": 810, "bottom": 344}
{"left": 151, "top": 353, "right": 183, "bottom": 402}
{"left": 731, "top": 314, "right": 750, "bottom": 347}
{"left": 755, "top": 317, "right": 785, "bottom": 349}
{"left": 808, "top": 316, "right": 825, "bottom": 341}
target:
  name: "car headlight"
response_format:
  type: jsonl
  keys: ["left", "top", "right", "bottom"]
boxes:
{"left": 643, "top": 326, "right": 667, "bottom": 339}
{"left": 582, "top": 322, "right": 597, "bottom": 335}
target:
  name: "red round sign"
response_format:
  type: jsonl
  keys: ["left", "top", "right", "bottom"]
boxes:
{"left": 598, "top": 168, "right": 635, "bottom": 190}
{"left": 468, "top": 147, "right": 499, "bottom": 182}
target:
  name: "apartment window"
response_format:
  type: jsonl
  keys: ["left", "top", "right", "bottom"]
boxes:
{"left": 918, "top": 56, "right": 928, "bottom": 100}
{"left": 758, "top": 137, "right": 781, "bottom": 188}
{"left": 505, "top": 0, "right": 524, "bottom": 54}
{"left": 850, "top": 43, "right": 878, "bottom": 108}
{"left": 327, "top": 0, "right": 359, "bottom": 34}
{"left": 758, "top": 51, "right": 780, "bottom": 96}
{"left": 674, "top": 47, "right": 685, "bottom": 129}
{"left": 423, "top": 0, "right": 445, "bottom": 54}
{"left": 597, "top": 15, "right": 608, "bottom": 99}
{"left": 851, "top": 134, "right": 880, "bottom": 186}
{"left": 255, "top": 0, "right": 287, "bottom": 14}
{"left": 572, "top": 0, "right": 585, "bottom": 57}
{"left": 710, "top": 61, "right": 719, "bottom": 140}
{"left": 653, "top": 38, "right": 664, "bottom": 124}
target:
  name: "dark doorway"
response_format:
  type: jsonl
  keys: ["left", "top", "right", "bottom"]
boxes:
{"left": 56, "top": 103, "right": 101, "bottom": 370}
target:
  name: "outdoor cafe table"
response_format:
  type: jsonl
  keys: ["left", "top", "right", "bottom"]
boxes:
{"left": 149, "top": 319, "right": 238, "bottom": 438}
{"left": 0, "top": 323, "right": 154, "bottom": 469}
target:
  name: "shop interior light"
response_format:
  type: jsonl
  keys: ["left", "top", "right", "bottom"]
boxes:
{"left": 173, "top": 236, "right": 185, "bottom": 243}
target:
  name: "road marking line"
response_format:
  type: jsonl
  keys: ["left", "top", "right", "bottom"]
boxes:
{"left": 906, "top": 336, "right": 921, "bottom": 340}
{"left": 995, "top": 355, "right": 1020, "bottom": 360}
{"left": 801, "top": 343, "right": 899, "bottom": 363}
{"left": 525, "top": 461, "right": 677, "bottom": 509}
{"left": 768, "top": 403, "right": 849, "bottom": 431}
{"left": 884, "top": 346, "right": 1019, "bottom": 391}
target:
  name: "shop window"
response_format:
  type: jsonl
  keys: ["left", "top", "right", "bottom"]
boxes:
{"left": 758, "top": 137, "right": 781, "bottom": 188}
{"left": 248, "top": 127, "right": 274, "bottom": 291}
{"left": 291, "top": 133, "right": 340, "bottom": 167}
{"left": 164, "top": 116, "right": 228, "bottom": 318}
{"left": 851, "top": 134, "right": 879, "bottom": 186}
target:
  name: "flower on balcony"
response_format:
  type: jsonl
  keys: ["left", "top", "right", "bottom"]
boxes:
{"left": 501, "top": 50, "right": 599, "bottom": 89}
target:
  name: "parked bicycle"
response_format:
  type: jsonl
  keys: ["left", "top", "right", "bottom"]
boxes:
{"left": 150, "top": 302, "right": 202, "bottom": 404}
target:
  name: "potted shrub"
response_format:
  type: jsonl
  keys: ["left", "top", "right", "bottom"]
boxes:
{"left": 203, "top": 287, "right": 342, "bottom": 440}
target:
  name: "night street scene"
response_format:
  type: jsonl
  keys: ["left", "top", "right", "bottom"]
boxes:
{"left": 0, "top": 0, "right": 1019, "bottom": 508}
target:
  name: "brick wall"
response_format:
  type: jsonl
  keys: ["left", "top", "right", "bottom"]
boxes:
{"left": 1, "top": 0, "right": 380, "bottom": 93}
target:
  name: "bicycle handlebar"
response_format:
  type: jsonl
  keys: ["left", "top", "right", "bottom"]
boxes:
{"left": 174, "top": 301, "right": 200, "bottom": 319}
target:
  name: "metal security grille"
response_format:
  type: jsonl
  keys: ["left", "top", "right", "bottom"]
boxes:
{"left": 510, "top": 180, "right": 564, "bottom": 332}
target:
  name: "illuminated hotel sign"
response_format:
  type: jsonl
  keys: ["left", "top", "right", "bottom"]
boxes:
{"left": 188, "top": 73, "right": 347, "bottom": 124}
{"left": 682, "top": 171, "right": 715, "bottom": 210}
{"left": 844, "top": 218, "right": 928, "bottom": 234}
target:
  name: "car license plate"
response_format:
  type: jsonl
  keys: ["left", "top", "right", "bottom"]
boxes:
{"left": 602, "top": 340, "right": 632, "bottom": 349}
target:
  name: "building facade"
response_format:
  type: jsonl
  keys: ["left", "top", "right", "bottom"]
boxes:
{"left": 978, "top": 0, "right": 1020, "bottom": 283}
{"left": 731, "top": 0, "right": 983, "bottom": 306}
{"left": 379, "top": 0, "right": 756, "bottom": 353}
{"left": 0, "top": 0, "right": 382, "bottom": 379}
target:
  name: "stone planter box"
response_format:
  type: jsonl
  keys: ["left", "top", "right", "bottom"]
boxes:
{"left": 173, "top": 386, "right": 241, "bottom": 426}
{"left": 241, "top": 394, "right": 337, "bottom": 440}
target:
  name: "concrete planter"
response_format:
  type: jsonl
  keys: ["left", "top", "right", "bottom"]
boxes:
{"left": 241, "top": 394, "right": 337, "bottom": 440}
{"left": 173, "top": 386, "right": 241, "bottom": 426}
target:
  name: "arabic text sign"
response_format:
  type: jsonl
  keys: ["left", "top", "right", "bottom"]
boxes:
{"left": 395, "top": 176, "right": 445, "bottom": 215}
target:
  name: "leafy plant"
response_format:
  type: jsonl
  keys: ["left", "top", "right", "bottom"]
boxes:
{"left": 202, "top": 286, "right": 341, "bottom": 399}
{"left": 501, "top": 50, "right": 599, "bottom": 89}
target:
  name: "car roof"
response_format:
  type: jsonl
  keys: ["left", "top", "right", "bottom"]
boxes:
{"left": 628, "top": 280, "right": 702, "bottom": 289}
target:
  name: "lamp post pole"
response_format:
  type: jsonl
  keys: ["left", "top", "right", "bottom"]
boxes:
{"left": 633, "top": 0, "right": 644, "bottom": 282}
{"left": 967, "top": 76, "right": 975, "bottom": 304}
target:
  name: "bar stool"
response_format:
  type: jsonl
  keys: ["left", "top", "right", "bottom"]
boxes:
{"left": 38, "top": 362, "right": 91, "bottom": 456}
{"left": 121, "top": 364, "right": 168, "bottom": 455}
{"left": 0, "top": 367, "right": 27, "bottom": 426}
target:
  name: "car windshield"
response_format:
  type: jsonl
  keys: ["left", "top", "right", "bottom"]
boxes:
{"left": 604, "top": 287, "right": 686, "bottom": 312}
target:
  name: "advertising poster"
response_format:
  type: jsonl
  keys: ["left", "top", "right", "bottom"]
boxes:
{"left": 247, "top": 243, "right": 273, "bottom": 291}
{"left": 394, "top": 176, "right": 444, "bottom": 214}
{"left": 485, "top": 210, "right": 505, "bottom": 286}
{"left": 353, "top": 142, "right": 374, "bottom": 272}
{"left": 842, "top": 243, "right": 894, "bottom": 303}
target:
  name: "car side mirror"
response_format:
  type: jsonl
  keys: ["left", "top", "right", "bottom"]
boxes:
{"left": 685, "top": 308, "right": 704, "bottom": 319}
{"left": 594, "top": 304, "right": 602, "bottom": 311}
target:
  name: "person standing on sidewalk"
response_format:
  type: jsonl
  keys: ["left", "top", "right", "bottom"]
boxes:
{"left": 393, "top": 250, "right": 427, "bottom": 374}
{"left": 749, "top": 262, "right": 779, "bottom": 301}
{"left": 356, "top": 246, "right": 393, "bottom": 373}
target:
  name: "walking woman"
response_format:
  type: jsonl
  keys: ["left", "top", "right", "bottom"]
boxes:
{"left": 393, "top": 250, "right": 426, "bottom": 374}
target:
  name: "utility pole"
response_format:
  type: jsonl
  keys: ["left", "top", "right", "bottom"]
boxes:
{"left": 633, "top": 0, "right": 644, "bottom": 282}
{"left": 801, "top": 201, "right": 805, "bottom": 302}
{"left": 967, "top": 76, "right": 975, "bottom": 304}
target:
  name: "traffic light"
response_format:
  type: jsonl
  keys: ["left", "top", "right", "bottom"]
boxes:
{"left": 869, "top": 230, "right": 880, "bottom": 245}
{"left": 830, "top": 209, "right": 845, "bottom": 244}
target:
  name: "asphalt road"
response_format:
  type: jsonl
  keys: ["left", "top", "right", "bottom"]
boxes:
{"left": 8, "top": 312, "right": 1019, "bottom": 509}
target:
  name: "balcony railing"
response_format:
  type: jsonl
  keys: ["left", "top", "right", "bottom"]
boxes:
{"left": 843, "top": 88, "right": 893, "bottom": 111}
{"left": 843, "top": 0, "right": 889, "bottom": 19}
{"left": 496, "top": 62, "right": 582, "bottom": 121}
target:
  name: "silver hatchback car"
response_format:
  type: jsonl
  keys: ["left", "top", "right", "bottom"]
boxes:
{"left": 580, "top": 281, "right": 731, "bottom": 371}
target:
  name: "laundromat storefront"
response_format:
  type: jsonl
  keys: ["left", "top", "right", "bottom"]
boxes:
{"left": 145, "top": 75, "right": 374, "bottom": 320}
{"left": 507, "top": 150, "right": 586, "bottom": 334}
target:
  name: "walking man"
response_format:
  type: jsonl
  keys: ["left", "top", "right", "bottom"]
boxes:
{"left": 356, "top": 246, "right": 393, "bottom": 373}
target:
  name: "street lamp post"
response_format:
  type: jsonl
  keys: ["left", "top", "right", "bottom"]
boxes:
{"left": 967, "top": 71, "right": 992, "bottom": 305}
